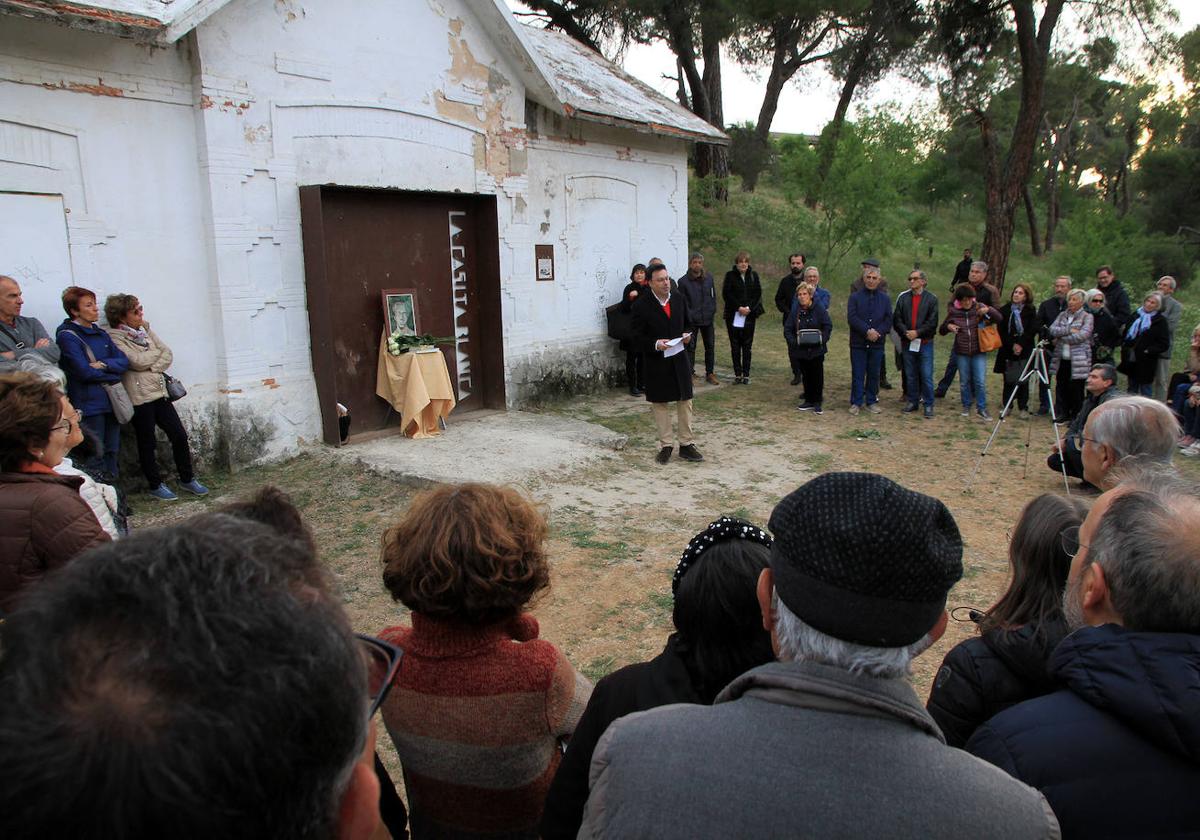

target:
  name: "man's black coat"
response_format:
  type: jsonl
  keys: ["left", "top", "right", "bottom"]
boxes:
{"left": 631, "top": 291, "right": 693, "bottom": 404}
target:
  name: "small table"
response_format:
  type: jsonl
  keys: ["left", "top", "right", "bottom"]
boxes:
{"left": 375, "top": 335, "right": 456, "bottom": 438}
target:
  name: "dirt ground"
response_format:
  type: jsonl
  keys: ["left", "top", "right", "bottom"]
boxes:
{"left": 134, "top": 319, "right": 1125, "bottom": 702}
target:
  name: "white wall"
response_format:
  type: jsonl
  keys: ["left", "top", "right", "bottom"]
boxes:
{"left": 0, "top": 17, "right": 222, "bottom": 434}
{"left": 0, "top": 0, "right": 691, "bottom": 463}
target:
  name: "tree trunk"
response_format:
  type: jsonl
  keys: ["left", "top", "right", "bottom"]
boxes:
{"left": 1023, "top": 184, "right": 1043, "bottom": 256}
{"left": 743, "top": 19, "right": 835, "bottom": 192}
{"left": 809, "top": 10, "right": 879, "bottom": 208}
{"left": 698, "top": 18, "right": 728, "bottom": 201}
{"left": 976, "top": 0, "right": 1066, "bottom": 294}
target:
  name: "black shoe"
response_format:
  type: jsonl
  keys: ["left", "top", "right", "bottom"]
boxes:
{"left": 1037, "top": 406, "right": 1050, "bottom": 416}
{"left": 743, "top": 376, "right": 752, "bottom": 385}
{"left": 902, "top": 402, "right": 918, "bottom": 413}
{"left": 655, "top": 446, "right": 673, "bottom": 464}
{"left": 678, "top": 444, "right": 704, "bottom": 462}
{"left": 628, "top": 388, "right": 640, "bottom": 397}
{"left": 880, "top": 380, "right": 893, "bottom": 390}
{"left": 798, "top": 402, "right": 815, "bottom": 411}
{"left": 923, "top": 405, "right": 934, "bottom": 419}
{"left": 790, "top": 376, "right": 801, "bottom": 386}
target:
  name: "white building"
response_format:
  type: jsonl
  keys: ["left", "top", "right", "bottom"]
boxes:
{"left": 0, "top": 0, "right": 725, "bottom": 464}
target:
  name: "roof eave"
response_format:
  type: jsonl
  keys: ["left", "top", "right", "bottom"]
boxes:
{"left": 569, "top": 108, "right": 730, "bottom": 145}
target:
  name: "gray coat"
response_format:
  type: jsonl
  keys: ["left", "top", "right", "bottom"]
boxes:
{"left": 579, "top": 660, "right": 1059, "bottom": 840}
{"left": 1049, "top": 309, "right": 1094, "bottom": 379}
{"left": 1161, "top": 293, "right": 1183, "bottom": 351}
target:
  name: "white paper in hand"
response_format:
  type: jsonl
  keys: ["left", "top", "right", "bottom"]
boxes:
{"left": 732, "top": 311, "right": 747, "bottom": 328}
{"left": 909, "top": 338, "right": 921, "bottom": 352}
{"left": 663, "top": 336, "right": 686, "bottom": 358}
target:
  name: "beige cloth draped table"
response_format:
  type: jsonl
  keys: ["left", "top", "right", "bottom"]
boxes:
{"left": 375, "top": 335, "right": 456, "bottom": 438}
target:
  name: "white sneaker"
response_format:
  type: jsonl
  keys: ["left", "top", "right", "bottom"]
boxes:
{"left": 848, "top": 405, "right": 860, "bottom": 416}
{"left": 1183, "top": 443, "right": 1200, "bottom": 457}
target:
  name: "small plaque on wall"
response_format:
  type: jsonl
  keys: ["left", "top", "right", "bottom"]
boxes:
{"left": 535, "top": 244, "right": 555, "bottom": 282}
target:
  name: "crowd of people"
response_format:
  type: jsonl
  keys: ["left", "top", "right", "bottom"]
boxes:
{"left": 2, "top": 457, "right": 1197, "bottom": 839}
{"left": 0, "top": 276, "right": 206, "bottom": 519}
{"left": 618, "top": 254, "right": 1197, "bottom": 486}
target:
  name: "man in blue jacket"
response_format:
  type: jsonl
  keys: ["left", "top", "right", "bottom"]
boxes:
{"left": 846, "top": 263, "right": 891, "bottom": 415}
{"left": 967, "top": 470, "right": 1200, "bottom": 838}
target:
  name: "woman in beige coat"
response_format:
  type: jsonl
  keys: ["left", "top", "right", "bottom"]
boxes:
{"left": 104, "top": 294, "right": 207, "bottom": 501}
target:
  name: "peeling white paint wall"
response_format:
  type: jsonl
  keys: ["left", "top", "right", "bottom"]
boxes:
{"left": 0, "top": 0, "right": 692, "bottom": 464}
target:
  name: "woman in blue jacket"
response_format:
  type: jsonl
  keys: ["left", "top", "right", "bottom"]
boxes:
{"left": 56, "top": 286, "right": 129, "bottom": 477}
{"left": 786, "top": 283, "right": 833, "bottom": 414}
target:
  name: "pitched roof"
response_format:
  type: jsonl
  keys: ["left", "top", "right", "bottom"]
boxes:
{"left": 516, "top": 25, "right": 728, "bottom": 145}
{"left": 1, "top": 0, "right": 728, "bottom": 145}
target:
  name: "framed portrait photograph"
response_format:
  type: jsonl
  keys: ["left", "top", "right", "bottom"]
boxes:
{"left": 381, "top": 289, "right": 419, "bottom": 336}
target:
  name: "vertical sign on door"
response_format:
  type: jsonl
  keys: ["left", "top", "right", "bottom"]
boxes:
{"left": 448, "top": 211, "right": 472, "bottom": 401}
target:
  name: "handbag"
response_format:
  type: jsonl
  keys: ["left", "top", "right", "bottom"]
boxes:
{"left": 796, "top": 329, "right": 823, "bottom": 347}
{"left": 164, "top": 373, "right": 187, "bottom": 402}
{"left": 62, "top": 330, "right": 135, "bottom": 424}
{"left": 978, "top": 321, "right": 1002, "bottom": 353}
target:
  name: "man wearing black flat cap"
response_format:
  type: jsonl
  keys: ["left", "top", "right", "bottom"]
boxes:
{"left": 579, "top": 473, "right": 1058, "bottom": 839}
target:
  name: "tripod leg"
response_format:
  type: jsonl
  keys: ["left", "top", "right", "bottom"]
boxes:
{"left": 967, "top": 350, "right": 1046, "bottom": 493}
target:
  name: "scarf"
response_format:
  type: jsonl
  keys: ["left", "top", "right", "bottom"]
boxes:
{"left": 117, "top": 323, "right": 150, "bottom": 348}
{"left": 1009, "top": 305, "right": 1024, "bottom": 336}
{"left": 1125, "top": 308, "right": 1153, "bottom": 341}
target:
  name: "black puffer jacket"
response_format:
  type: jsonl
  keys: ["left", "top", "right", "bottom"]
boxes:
{"left": 926, "top": 619, "right": 1067, "bottom": 749}
{"left": 967, "top": 624, "right": 1200, "bottom": 839}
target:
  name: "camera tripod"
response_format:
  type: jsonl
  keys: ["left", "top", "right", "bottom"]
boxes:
{"left": 966, "top": 341, "right": 1072, "bottom": 495}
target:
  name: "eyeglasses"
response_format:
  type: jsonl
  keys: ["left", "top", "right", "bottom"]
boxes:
{"left": 1070, "top": 432, "right": 1097, "bottom": 450}
{"left": 356, "top": 633, "right": 402, "bottom": 717}
{"left": 908, "top": 276, "right": 922, "bottom": 281}
{"left": 1060, "top": 525, "right": 1089, "bottom": 559}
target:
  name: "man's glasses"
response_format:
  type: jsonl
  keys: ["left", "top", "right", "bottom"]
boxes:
{"left": 1070, "top": 432, "right": 1097, "bottom": 450}
{"left": 357, "top": 634, "right": 402, "bottom": 717}
{"left": 1060, "top": 525, "right": 1089, "bottom": 559}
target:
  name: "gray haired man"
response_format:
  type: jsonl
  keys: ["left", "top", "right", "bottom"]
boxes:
{"left": 968, "top": 470, "right": 1200, "bottom": 836}
{"left": 578, "top": 473, "right": 1058, "bottom": 839}
{"left": 1080, "top": 395, "right": 1178, "bottom": 490}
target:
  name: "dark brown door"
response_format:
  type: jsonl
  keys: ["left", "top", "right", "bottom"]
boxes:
{"left": 300, "top": 187, "right": 504, "bottom": 444}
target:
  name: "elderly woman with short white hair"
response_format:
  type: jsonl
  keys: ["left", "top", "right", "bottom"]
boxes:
{"left": 1118, "top": 291, "right": 1171, "bottom": 397}
{"left": 1048, "top": 288, "right": 1094, "bottom": 422}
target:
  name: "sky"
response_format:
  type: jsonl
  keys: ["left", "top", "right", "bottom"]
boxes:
{"left": 508, "top": 1, "right": 1200, "bottom": 135}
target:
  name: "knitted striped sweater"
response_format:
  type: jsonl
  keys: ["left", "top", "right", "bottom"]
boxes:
{"left": 378, "top": 612, "right": 591, "bottom": 839}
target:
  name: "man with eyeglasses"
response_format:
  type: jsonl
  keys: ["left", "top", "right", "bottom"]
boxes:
{"left": 1046, "top": 363, "right": 1119, "bottom": 486}
{"left": 0, "top": 275, "right": 61, "bottom": 378}
{"left": 0, "top": 510, "right": 397, "bottom": 840}
{"left": 1076, "top": 395, "right": 1178, "bottom": 491}
{"left": 967, "top": 469, "right": 1200, "bottom": 838}
{"left": 892, "top": 269, "right": 939, "bottom": 418}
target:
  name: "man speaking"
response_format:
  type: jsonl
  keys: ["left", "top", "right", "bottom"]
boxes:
{"left": 632, "top": 264, "right": 703, "bottom": 465}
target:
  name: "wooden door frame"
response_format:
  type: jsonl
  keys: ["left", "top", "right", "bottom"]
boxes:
{"left": 299, "top": 185, "right": 506, "bottom": 445}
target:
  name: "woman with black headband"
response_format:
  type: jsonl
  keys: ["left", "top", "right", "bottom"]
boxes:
{"left": 540, "top": 516, "right": 775, "bottom": 840}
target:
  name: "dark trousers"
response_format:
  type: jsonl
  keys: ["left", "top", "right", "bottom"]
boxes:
{"left": 1047, "top": 438, "right": 1085, "bottom": 479}
{"left": 937, "top": 352, "right": 958, "bottom": 393}
{"left": 1003, "top": 379, "right": 1031, "bottom": 412}
{"left": 796, "top": 356, "right": 825, "bottom": 405}
{"left": 131, "top": 397, "right": 194, "bottom": 488}
{"left": 786, "top": 334, "right": 802, "bottom": 379}
{"left": 79, "top": 411, "right": 121, "bottom": 477}
{"left": 625, "top": 351, "right": 644, "bottom": 391}
{"left": 687, "top": 323, "right": 716, "bottom": 375}
{"left": 727, "top": 317, "right": 757, "bottom": 377}
{"left": 1056, "top": 359, "right": 1084, "bottom": 421}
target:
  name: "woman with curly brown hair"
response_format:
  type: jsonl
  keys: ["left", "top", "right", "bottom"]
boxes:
{"left": 376, "top": 483, "right": 590, "bottom": 839}
{"left": 0, "top": 372, "right": 110, "bottom": 612}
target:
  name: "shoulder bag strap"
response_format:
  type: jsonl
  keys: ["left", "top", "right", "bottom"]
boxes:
{"left": 61, "top": 328, "right": 99, "bottom": 363}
